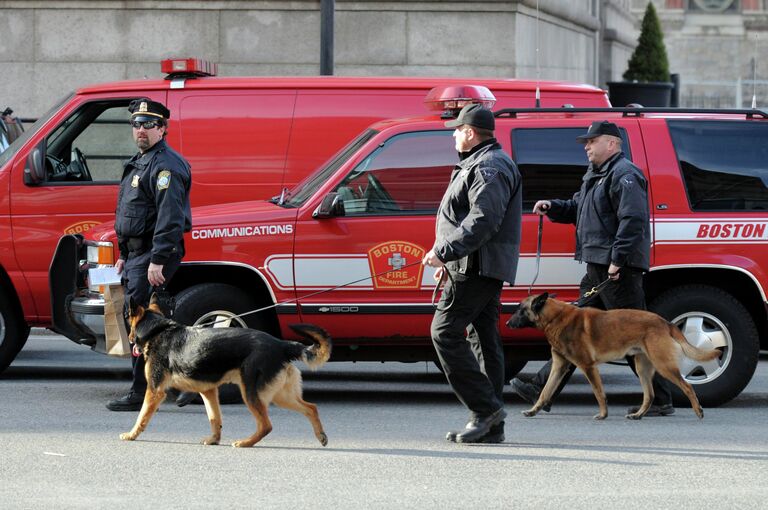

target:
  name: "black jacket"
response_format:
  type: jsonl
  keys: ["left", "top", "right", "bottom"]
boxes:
{"left": 547, "top": 151, "right": 650, "bottom": 271}
{"left": 433, "top": 139, "right": 522, "bottom": 284}
{"left": 115, "top": 139, "right": 192, "bottom": 265}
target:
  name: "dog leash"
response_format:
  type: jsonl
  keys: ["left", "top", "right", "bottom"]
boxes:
{"left": 199, "top": 259, "right": 440, "bottom": 328}
{"left": 430, "top": 267, "right": 455, "bottom": 310}
{"left": 527, "top": 215, "right": 544, "bottom": 296}
{"left": 527, "top": 212, "right": 612, "bottom": 307}
{"left": 573, "top": 276, "right": 613, "bottom": 307}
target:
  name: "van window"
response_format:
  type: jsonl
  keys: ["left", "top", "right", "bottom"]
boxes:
{"left": 45, "top": 100, "right": 135, "bottom": 184}
{"left": 512, "top": 127, "right": 630, "bottom": 212}
{"left": 334, "top": 131, "right": 456, "bottom": 216}
{"left": 668, "top": 120, "right": 768, "bottom": 211}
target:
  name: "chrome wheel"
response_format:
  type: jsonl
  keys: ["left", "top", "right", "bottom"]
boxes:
{"left": 194, "top": 310, "right": 248, "bottom": 328}
{"left": 673, "top": 312, "right": 730, "bottom": 384}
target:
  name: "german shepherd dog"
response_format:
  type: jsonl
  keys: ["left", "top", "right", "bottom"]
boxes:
{"left": 506, "top": 293, "right": 721, "bottom": 420}
{"left": 119, "top": 294, "right": 332, "bottom": 447}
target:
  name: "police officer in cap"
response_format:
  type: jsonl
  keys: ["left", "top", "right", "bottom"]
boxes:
{"left": 106, "top": 98, "right": 193, "bottom": 411}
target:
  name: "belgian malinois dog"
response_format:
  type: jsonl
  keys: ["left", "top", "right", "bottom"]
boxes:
{"left": 506, "top": 293, "right": 721, "bottom": 420}
{"left": 120, "top": 294, "right": 332, "bottom": 447}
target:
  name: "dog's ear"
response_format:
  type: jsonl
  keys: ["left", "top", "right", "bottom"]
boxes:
{"left": 531, "top": 292, "right": 549, "bottom": 313}
{"left": 149, "top": 292, "right": 159, "bottom": 307}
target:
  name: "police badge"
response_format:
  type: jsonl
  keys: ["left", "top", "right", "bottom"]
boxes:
{"left": 157, "top": 170, "right": 171, "bottom": 190}
{"left": 131, "top": 175, "right": 140, "bottom": 188}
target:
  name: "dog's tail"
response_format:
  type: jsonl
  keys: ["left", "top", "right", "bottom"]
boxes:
{"left": 669, "top": 323, "right": 721, "bottom": 362}
{"left": 289, "top": 323, "right": 332, "bottom": 370}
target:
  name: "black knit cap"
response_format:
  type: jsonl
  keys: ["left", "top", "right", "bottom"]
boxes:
{"left": 444, "top": 103, "right": 495, "bottom": 131}
{"left": 128, "top": 98, "right": 170, "bottom": 122}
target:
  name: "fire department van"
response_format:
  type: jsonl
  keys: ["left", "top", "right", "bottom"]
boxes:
{"left": 0, "top": 58, "right": 611, "bottom": 374}
{"left": 51, "top": 84, "right": 768, "bottom": 407}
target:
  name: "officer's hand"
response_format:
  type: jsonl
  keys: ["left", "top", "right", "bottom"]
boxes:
{"left": 422, "top": 249, "right": 445, "bottom": 269}
{"left": 148, "top": 262, "right": 165, "bottom": 287}
{"left": 608, "top": 263, "right": 621, "bottom": 281}
{"left": 433, "top": 266, "right": 445, "bottom": 283}
{"left": 533, "top": 200, "right": 551, "bottom": 215}
{"left": 115, "top": 258, "right": 125, "bottom": 275}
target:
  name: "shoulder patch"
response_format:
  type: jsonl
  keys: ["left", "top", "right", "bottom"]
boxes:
{"left": 157, "top": 170, "right": 171, "bottom": 191}
{"left": 478, "top": 165, "right": 499, "bottom": 181}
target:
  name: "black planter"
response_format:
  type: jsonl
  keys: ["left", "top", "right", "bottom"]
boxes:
{"left": 607, "top": 81, "right": 673, "bottom": 107}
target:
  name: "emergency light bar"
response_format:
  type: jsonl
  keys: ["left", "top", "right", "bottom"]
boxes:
{"left": 424, "top": 85, "right": 496, "bottom": 114}
{"left": 161, "top": 58, "right": 218, "bottom": 78}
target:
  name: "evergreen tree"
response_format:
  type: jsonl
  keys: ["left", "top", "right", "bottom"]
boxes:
{"left": 623, "top": 2, "right": 670, "bottom": 82}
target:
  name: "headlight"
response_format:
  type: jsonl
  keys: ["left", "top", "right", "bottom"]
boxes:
{"left": 84, "top": 241, "right": 115, "bottom": 294}
{"left": 86, "top": 242, "right": 115, "bottom": 265}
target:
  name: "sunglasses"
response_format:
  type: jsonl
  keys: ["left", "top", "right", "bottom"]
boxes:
{"left": 130, "top": 120, "right": 162, "bottom": 130}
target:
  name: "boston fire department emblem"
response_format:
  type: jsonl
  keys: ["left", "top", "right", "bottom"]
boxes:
{"left": 367, "top": 241, "right": 425, "bottom": 290}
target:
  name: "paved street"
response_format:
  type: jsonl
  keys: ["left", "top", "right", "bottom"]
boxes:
{"left": 1, "top": 331, "right": 767, "bottom": 509}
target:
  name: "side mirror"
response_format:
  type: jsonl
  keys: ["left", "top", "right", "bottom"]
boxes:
{"left": 23, "top": 141, "right": 46, "bottom": 185}
{"left": 312, "top": 192, "right": 345, "bottom": 219}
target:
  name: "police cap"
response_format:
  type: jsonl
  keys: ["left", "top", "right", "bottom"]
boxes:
{"left": 128, "top": 98, "right": 170, "bottom": 122}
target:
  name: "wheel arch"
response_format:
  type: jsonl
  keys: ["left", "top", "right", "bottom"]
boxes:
{"left": 167, "top": 262, "right": 280, "bottom": 333}
{"left": 0, "top": 263, "right": 29, "bottom": 327}
{"left": 645, "top": 265, "right": 768, "bottom": 349}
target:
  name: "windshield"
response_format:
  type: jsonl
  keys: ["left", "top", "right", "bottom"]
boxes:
{"left": 283, "top": 129, "right": 377, "bottom": 208}
{"left": 0, "top": 93, "right": 75, "bottom": 168}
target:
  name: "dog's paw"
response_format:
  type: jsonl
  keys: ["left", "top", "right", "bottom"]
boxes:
{"left": 231, "top": 439, "right": 254, "bottom": 448}
{"left": 592, "top": 413, "right": 607, "bottom": 420}
{"left": 625, "top": 413, "right": 643, "bottom": 420}
{"left": 317, "top": 433, "right": 328, "bottom": 447}
{"left": 119, "top": 432, "right": 136, "bottom": 441}
{"left": 521, "top": 408, "right": 538, "bottom": 417}
{"left": 202, "top": 436, "right": 220, "bottom": 446}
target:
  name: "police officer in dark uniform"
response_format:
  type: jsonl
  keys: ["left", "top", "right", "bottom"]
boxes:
{"left": 106, "top": 98, "right": 193, "bottom": 412}
{"left": 422, "top": 104, "right": 522, "bottom": 443}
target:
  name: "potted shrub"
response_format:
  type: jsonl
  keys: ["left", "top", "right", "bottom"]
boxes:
{"left": 608, "top": 2, "right": 673, "bottom": 107}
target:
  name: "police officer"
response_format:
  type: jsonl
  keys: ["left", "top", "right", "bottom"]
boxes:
{"left": 511, "top": 120, "right": 675, "bottom": 417}
{"left": 106, "top": 98, "right": 192, "bottom": 412}
{"left": 422, "top": 104, "right": 522, "bottom": 443}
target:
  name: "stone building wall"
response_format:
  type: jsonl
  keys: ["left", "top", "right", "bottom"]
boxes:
{"left": 1, "top": 1, "right": 635, "bottom": 117}
{"left": 637, "top": 0, "right": 768, "bottom": 107}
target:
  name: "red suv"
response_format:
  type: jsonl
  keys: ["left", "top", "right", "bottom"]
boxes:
{"left": 53, "top": 99, "right": 768, "bottom": 407}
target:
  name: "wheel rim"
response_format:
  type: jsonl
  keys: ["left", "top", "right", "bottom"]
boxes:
{"left": 194, "top": 310, "right": 248, "bottom": 329}
{"left": 672, "top": 311, "right": 731, "bottom": 385}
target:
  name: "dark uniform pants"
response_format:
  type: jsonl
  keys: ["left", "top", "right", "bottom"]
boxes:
{"left": 431, "top": 270, "right": 505, "bottom": 418}
{"left": 532, "top": 263, "right": 673, "bottom": 406}
{"left": 123, "top": 250, "right": 182, "bottom": 394}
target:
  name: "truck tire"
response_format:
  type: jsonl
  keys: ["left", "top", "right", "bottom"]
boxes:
{"left": 173, "top": 283, "right": 271, "bottom": 331}
{"left": 648, "top": 285, "right": 759, "bottom": 407}
{"left": 172, "top": 283, "right": 274, "bottom": 405}
{"left": 0, "top": 290, "right": 31, "bottom": 375}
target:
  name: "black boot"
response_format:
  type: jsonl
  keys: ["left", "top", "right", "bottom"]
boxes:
{"left": 106, "top": 391, "right": 144, "bottom": 412}
{"left": 454, "top": 409, "right": 507, "bottom": 443}
{"left": 176, "top": 392, "right": 201, "bottom": 407}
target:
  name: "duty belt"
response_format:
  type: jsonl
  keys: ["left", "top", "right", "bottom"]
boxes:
{"left": 126, "top": 236, "right": 152, "bottom": 255}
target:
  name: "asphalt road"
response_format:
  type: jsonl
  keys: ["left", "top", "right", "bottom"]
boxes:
{"left": 1, "top": 331, "right": 767, "bottom": 509}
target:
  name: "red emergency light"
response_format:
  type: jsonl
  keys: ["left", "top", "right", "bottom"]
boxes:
{"left": 161, "top": 58, "right": 218, "bottom": 78}
{"left": 424, "top": 85, "right": 496, "bottom": 114}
